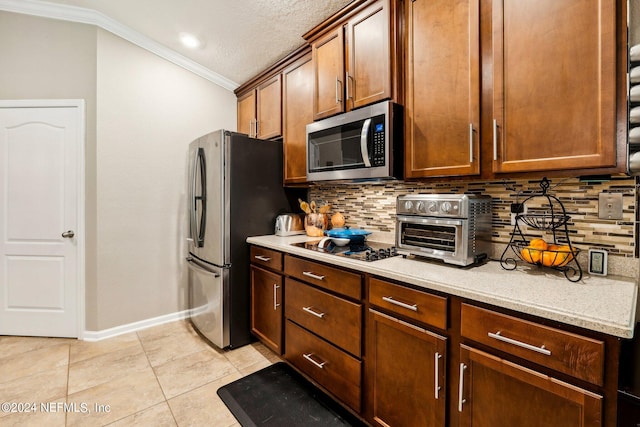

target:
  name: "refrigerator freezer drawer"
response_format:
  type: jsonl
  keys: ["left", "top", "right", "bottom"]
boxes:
{"left": 187, "top": 257, "right": 229, "bottom": 348}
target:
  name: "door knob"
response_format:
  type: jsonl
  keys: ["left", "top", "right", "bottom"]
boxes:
{"left": 62, "top": 230, "right": 75, "bottom": 238}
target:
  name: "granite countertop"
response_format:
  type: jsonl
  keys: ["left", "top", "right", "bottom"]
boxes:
{"left": 247, "top": 234, "right": 639, "bottom": 339}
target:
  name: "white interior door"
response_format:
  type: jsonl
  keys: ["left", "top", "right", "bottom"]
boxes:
{"left": 0, "top": 101, "right": 84, "bottom": 338}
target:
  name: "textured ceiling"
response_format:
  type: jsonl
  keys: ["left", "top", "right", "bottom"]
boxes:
{"left": 38, "top": 0, "right": 354, "bottom": 86}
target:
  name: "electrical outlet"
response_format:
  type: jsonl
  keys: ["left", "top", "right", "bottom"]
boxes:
{"left": 510, "top": 204, "right": 527, "bottom": 226}
{"left": 598, "top": 192, "right": 623, "bottom": 220}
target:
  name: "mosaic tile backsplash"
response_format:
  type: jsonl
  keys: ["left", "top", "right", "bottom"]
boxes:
{"left": 309, "top": 176, "right": 639, "bottom": 265}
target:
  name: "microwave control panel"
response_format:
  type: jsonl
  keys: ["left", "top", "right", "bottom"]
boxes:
{"left": 371, "top": 116, "right": 385, "bottom": 166}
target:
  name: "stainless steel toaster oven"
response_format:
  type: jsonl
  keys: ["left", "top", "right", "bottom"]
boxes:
{"left": 396, "top": 194, "right": 492, "bottom": 266}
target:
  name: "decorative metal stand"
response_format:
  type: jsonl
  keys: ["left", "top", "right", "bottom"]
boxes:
{"left": 500, "top": 178, "right": 583, "bottom": 282}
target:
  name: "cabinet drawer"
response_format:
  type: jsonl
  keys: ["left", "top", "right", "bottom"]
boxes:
{"left": 250, "top": 246, "right": 283, "bottom": 271}
{"left": 285, "top": 320, "right": 361, "bottom": 412}
{"left": 369, "top": 278, "right": 447, "bottom": 330}
{"left": 284, "top": 255, "right": 362, "bottom": 299}
{"left": 286, "top": 278, "right": 362, "bottom": 357}
{"left": 460, "top": 304, "right": 605, "bottom": 385}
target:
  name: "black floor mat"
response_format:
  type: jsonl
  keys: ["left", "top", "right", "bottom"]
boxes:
{"left": 217, "top": 362, "right": 367, "bottom": 426}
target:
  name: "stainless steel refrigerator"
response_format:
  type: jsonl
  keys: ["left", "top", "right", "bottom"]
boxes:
{"left": 186, "top": 130, "right": 290, "bottom": 349}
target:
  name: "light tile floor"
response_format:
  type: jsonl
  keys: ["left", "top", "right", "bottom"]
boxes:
{"left": 0, "top": 320, "right": 280, "bottom": 426}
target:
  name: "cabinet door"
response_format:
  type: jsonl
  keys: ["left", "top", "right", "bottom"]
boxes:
{"left": 345, "top": 0, "right": 391, "bottom": 110}
{"left": 458, "top": 345, "right": 602, "bottom": 427}
{"left": 312, "top": 26, "right": 345, "bottom": 120}
{"left": 250, "top": 266, "right": 282, "bottom": 354}
{"left": 405, "top": 0, "right": 480, "bottom": 178}
{"left": 492, "top": 0, "right": 617, "bottom": 173}
{"left": 283, "top": 53, "right": 313, "bottom": 184}
{"left": 366, "top": 310, "right": 447, "bottom": 427}
{"left": 256, "top": 74, "right": 282, "bottom": 139}
{"left": 237, "top": 90, "right": 256, "bottom": 137}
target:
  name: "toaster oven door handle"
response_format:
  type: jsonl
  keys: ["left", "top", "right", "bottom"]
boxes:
{"left": 396, "top": 215, "right": 464, "bottom": 227}
{"left": 360, "top": 118, "right": 372, "bottom": 167}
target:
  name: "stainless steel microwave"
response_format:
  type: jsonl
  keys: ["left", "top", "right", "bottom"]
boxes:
{"left": 306, "top": 101, "right": 403, "bottom": 182}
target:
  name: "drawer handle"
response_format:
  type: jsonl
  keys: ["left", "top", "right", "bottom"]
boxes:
{"left": 488, "top": 331, "right": 552, "bottom": 356}
{"left": 382, "top": 296, "right": 418, "bottom": 312}
{"left": 303, "top": 353, "right": 326, "bottom": 369}
{"left": 458, "top": 363, "right": 467, "bottom": 412}
{"left": 434, "top": 352, "right": 442, "bottom": 400}
{"left": 254, "top": 255, "right": 271, "bottom": 262}
{"left": 302, "top": 271, "right": 325, "bottom": 281}
{"left": 302, "top": 306, "right": 325, "bottom": 319}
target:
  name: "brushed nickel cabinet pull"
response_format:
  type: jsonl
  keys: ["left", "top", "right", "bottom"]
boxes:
{"left": 254, "top": 255, "right": 271, "bottom": 262}
{"left": 273, "top": 284, "right": 280, "bottom": 310}
{"left": 492, "top": 119, "right": 498, "bottom": 161}
{"left": 382, "top": 296, "right": 418, "bottom": 312}
{"left": 435, "top": 352, "right": 443, "bottom": 399}
{"left": 302, "top": 271, "right": 325, "bottom": 281}
{"left": 488, "top": 331, "right": 552, "bottom": 356}
{"left": 335, "top": 77, "right": 342, "bottom": 104}
{"left": 469, "top": 123, "right": 474, "bottom": 163}
{"left": 302, "top": 306, "right": 325, "bottom": 319}
{"left": 303, "top": 353, "right": 326, "bottom": 369}
{"left": 458, "top": 363, "right": 467, "bottom": 412}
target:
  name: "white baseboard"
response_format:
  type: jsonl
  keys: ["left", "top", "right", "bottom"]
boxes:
{"left": 82, "top": 309, "right": 191, "bottom": 341}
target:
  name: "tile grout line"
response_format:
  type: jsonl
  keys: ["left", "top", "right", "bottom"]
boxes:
{"left": 136, "top": 330, "right": 181, "bottom": 427}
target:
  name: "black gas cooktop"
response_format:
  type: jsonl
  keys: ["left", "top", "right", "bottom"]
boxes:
{"left": 291, "top": 240, "right": 398, "bottom": 262}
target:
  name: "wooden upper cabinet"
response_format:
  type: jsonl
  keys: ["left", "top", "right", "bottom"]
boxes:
{"left": 405, "top": 0, "right": 480, "bottom": 178}
{"left": 237, "top": 90, "right": 256, "bottom": 137}
{"left": 311, "top": 0, "right": 396, "bottom": 121}
{"left": 283, "top": 52, "right": 313, "bottom": 184}
{"left": 345, "top": 0, "right": 391, "bottom": 110}
{"left": 236, "top": 75, "right": 282, "bottom": 139}
{"left": 256, "top": 74, "right": 282, "bottom": 139}
{"left": 492, "top": 0, "right": 617, "bottom": 173}
{"left": 312, "top": 27, "right": 345, "bottom": 120}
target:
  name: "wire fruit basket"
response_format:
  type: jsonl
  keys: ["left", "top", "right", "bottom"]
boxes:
{"left": 500, "top": 178, "right": 582, "bottom": 282}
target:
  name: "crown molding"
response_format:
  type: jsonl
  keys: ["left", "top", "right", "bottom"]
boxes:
{"left": 0, "top": 0, "right": 239, "bottom": 91}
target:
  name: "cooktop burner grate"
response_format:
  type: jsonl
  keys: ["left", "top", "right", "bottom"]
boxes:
{"left": 291, "top": 240, "right": 398, "bottom": 262}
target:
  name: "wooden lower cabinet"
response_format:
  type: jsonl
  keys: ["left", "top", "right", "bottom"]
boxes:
{"left": 366, "top": 309, "right": 447, "bottom": 427}
{"left": 250, "top": 248, "right": 619, "bottom": 426}
{"left": 285, "top": 320, "right": 362, "bottom": 412}
{"left": 458, "top": 344, "right": 603, "bottom": 427}
{"left": 250, "top": 265, "right": 282, "bottom": 354}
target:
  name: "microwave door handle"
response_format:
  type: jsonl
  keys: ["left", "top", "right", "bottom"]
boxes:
{"left": 360, "top": 118, "right": 372, "bottom": 167}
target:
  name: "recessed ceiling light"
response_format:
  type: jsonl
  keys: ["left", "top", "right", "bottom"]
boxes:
{"left": 179, "top": 32, "right": 202, "bottom": 49}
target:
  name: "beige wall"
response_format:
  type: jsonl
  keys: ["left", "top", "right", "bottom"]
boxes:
{"left": 95, "top": 29, "right": 235, "bottom": 329}
{"left": 0, "top": 11, "right": 236, "bottom": 331}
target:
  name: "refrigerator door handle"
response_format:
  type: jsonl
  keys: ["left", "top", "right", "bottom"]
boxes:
{"left": 189, "top": 149, "right": 198, "bottom": 244}
{"left": 191, "top": 148, "right": 207, "bottom": 247}
{"left": 186, "top": 257, "right": 220, "bottom": 277}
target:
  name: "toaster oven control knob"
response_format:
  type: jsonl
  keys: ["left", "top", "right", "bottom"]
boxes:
{"left": 403, "top": 200, "right": 413, "bottom": 211}
{"left": 441, "top": 201, "right": 453, "bottom": 213}
{"left": 427, "top": 201, "right": 438, "bottom": 213}
{"left": 415, "top": 201, "right": 425, "bottom": 212}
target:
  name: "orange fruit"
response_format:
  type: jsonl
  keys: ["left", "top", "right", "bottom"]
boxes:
{"left": 555, "top": 245, "right": 574, "bottom": 266}
{"left": 542, "top": 250, "right": 563, "bottom": 267}
{"left": 529, "top": 238, "right": 548, "bottom": 251}
{"left": 520, "top": 247, "right": 538, "bottom": 264}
